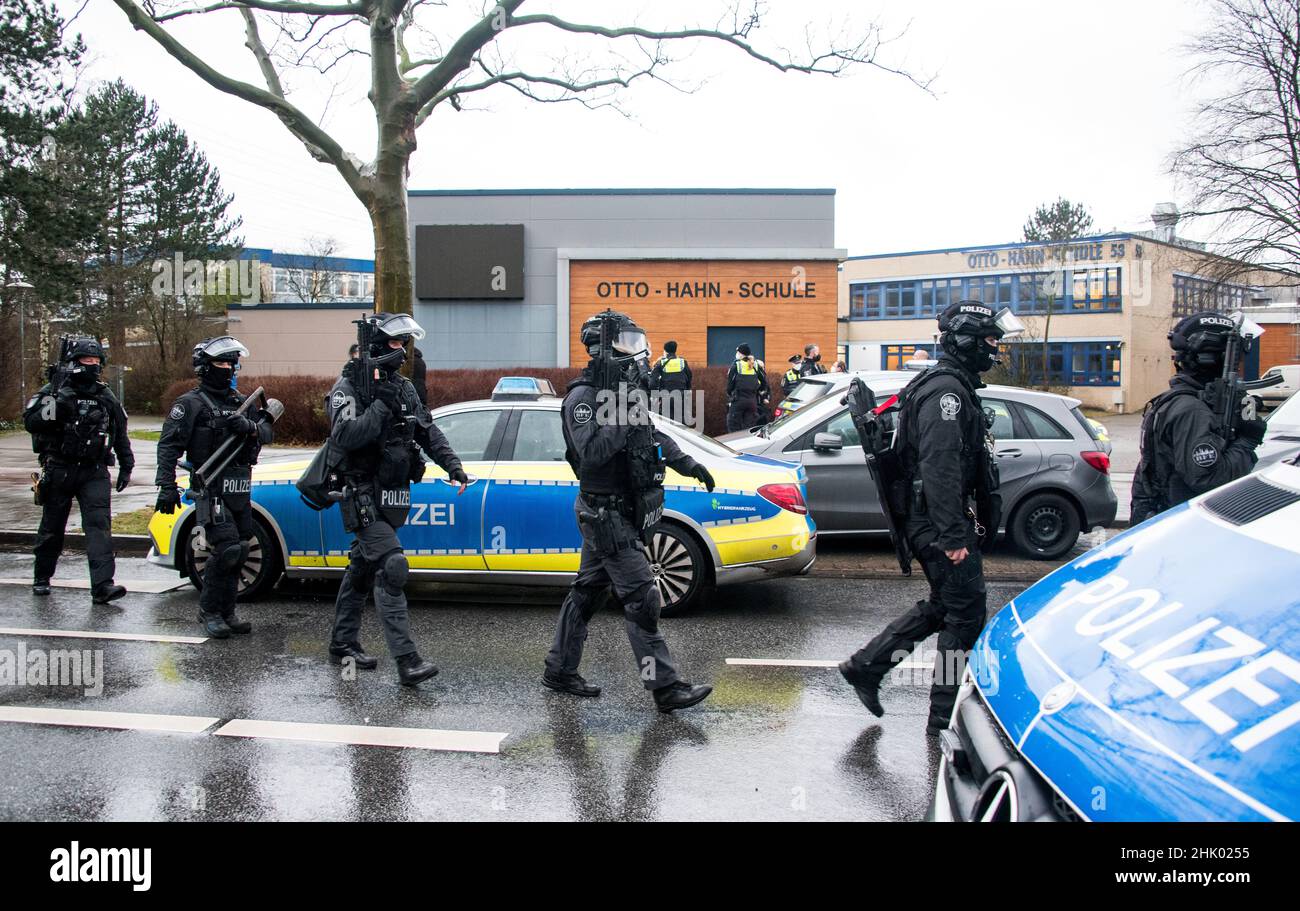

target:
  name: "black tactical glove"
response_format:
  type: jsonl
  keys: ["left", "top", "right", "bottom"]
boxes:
{"left": 449, "top": 467, "right": 470, "bottom": 486}
{"left": 691, "top": 464, "right": 716, "bottom": 492}
{"left": 54, "top": 389, "right": 77, "bottom": 420}
{"left": 155, "top": 485, "right": 181, "bottom": 514}
{"left": 220, "top": 413, "right": 256, "bottom": 436}
{"left": 373, "top": 382, "right": 399, "bottom": 409}
{"left": 115, "top": 470, "right": 131, "bottom": 493}
{"left": 1237, "top": 418, "right": 1267, "bottom": 446}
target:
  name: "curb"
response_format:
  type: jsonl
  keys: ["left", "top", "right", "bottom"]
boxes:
{"left": 0, "top": 530, "right": 152, "bottom": 556}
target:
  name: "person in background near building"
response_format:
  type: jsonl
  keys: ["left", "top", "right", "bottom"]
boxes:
{"left": 799, "top": 343, "right": 827, "bottom": 378}
{"left": 726, "top": 343, "right": 768, "bottom": 432}
{"left": 831, "top": 360, "right": 847, "bottom": 373}
{"left": 24, "top": 336, "right": 133, "bottom": 603}
{"left": 156, "top": 338, "right": 275, "bottom": 636}
{"left": 840, "top": 301, "right": 1022, "bottom": 735}
{"left": 412, "top": 347, "right": 429, "bottom": 410}
{"left": 781, "top": 355, "right": 803, "bottom": 397}
{"left": 907, "top": 348, "right": 931, "bottom": 368}
{"left": 544, "top": 309, "right": 715, "bottom": 713}
{"left": 1130, "top": 312, "right": 1267, "bottom": 524}
{"left": 650, "top": 340, "right": 693, "bottom": 423}
{"left": 327, "top": 313, "right": 468, "bottom": 686}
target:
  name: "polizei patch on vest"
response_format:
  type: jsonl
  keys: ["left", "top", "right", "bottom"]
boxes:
{"left": 1192, "top": 443, "right": 1219, "bottom": 468}
{"left": 221, "top": 477, "right": 252, "bottom": 495}
{"left": 380, "top": 488, "right": 411, "bottom": 508}
{"left": 573, "top": 402, "right": 594, "bottom": 424}
{"left": 939, "top": 392, "right": 962, "bottom": 418}
{"left": 169, "top": 403, "right": 185, "bottom": 421}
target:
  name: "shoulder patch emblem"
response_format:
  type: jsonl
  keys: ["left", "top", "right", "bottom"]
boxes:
{"left": 330, "top": 390, "right": 348, "bottom": 410}
{"left": 939, "top": 392, "right": 962, "bottom": 418}
{"left": 1192, "top": 442, "right": 1219, "bottom": 468}
{"left": 168, "top": 403, "right": 186, "bottom": 421}
{"left": 573, "top": 402, "right": 594, "bottom": 425}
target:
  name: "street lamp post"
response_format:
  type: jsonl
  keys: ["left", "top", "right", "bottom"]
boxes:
{"left": 4, "top": 280, "right": 35, "bottom": 404}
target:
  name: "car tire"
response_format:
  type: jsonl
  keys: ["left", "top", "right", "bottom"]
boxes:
{"left": 648, "top": 522, "right": 709, "bottom": 616}
{"left": 185, "top": 513, "right": 283, "bottom": 601}
{"left": 1009, "top": 492, "right": 1081, "bottom": 560}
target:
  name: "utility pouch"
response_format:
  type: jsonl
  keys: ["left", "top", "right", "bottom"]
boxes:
{"left": 633, "top": 487, "right": 665, "bottom": 544}
{"left": 378, "top": 444, "right": 410, "bottom": 489}
{"left": 341, "top": 487, "right": 376, "bottom": 534}
{"left": 194, "top": 494, "right": 225, "bottom": 527}
{"left": 577, "top": 503, "right": 621, "bottom": 554}
{"left": 408, "top": 446, "right": 427, "bottom": 483}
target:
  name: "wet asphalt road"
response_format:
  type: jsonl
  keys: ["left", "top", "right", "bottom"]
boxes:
{"left": 0, "top": 553, "right": 1027, "bottom": 821}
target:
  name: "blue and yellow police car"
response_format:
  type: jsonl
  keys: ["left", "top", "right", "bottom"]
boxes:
{"left": 931, "top": 457, "right": 1300, "bottom": 821}
{"left": 147, "top": 378, "right": 817, "bottom": 614}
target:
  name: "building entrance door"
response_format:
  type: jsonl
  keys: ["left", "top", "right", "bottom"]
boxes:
{"left": 708, "top": 327, "right": 765, "bottom": 366}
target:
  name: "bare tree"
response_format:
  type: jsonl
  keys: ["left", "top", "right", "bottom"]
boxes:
{"left": 1173, "top": 0, "right": 1300, "bottom": 279}
{"left": 112, "top": 0, "right": 928, "bottom": 314}
{"left": 277, "top": 235, "right": 346, "bottom": 303}
{"left": 1018, "top": 198, "right": 1094, "bottom": 388}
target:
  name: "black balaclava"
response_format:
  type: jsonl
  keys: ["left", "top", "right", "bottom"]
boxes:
{"left": 201, "top": 360, "right": 235, "bottom": 392}
{"left": 938, "top": 301, "right": 1004, "bottom": 374}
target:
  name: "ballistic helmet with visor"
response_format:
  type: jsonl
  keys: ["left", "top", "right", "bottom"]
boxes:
{"left": 937, "top": 301, "right": 1025, "bottom": 373}
{"left": 64, "top": 336, "right": 107, "bottom": 384}
{"left": 366, "top": 312, "right": 426, "bottom": 373}
{"left": 1169, "top": 311, "right": 1242, "bottom": 377}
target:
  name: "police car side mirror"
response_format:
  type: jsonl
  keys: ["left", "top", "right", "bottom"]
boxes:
{"left": 812, "top": 432, "right": 843, "bottom": 453}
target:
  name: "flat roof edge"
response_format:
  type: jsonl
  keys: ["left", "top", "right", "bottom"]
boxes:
{"left": 408, "top": 187, "right": 836, "bottom": 197}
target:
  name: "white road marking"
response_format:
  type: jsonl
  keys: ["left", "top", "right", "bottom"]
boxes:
{"left": 0, "top": 578, "right": 187, "bottom": 594}
{"left": 726, "top": 657, "right": 932, "bottom": 670}
{"left": 214, "top": 719, "right": 508, "bottom": 754}
{"left": 0, "top": 626, "right": 207, "bottom": 645}
{"left": 0, "top": 706, "right": 219, "bottom": 734}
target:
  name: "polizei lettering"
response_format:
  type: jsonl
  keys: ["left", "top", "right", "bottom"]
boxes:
{"left": 380, "top": 488, "right": 411, "bottom": 508}
{"left": 220, "top": 477, "right": 252, "bottom": 495}
{"left": 49, "top": 841, "right": 152, "bottom": 891}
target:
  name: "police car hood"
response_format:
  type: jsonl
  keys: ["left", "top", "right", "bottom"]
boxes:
{"left": 970, "top": 461, "right": 1300, "bottom": 821}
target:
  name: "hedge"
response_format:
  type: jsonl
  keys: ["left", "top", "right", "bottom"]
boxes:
{"left": 160, "top": 364, "right": 754, "bottom": 445}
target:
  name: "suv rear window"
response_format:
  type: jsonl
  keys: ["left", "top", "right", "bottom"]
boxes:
{"left": 1069, "top": 406, "right": 1104, "bottom": 441}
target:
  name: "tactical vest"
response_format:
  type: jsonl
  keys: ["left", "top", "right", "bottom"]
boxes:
{"left": 657, "top": 356, "right": 690, "bottom": 390}
{"left": 47, "top": 391, "right": 112, "bottom": 465}
{"left": 189, "top": 389, "right": 261, "bottom": 471}
{"left": 732, "top": 359, "right": 760, "bottom": 398}
{"left": 1134, "top": 386, "right": 1202, "bottom": 517}
{"left": 783, "top": 368, "right": 800, "bottom": 387}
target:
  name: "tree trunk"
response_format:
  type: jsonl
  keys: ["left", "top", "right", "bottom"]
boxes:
{"left": 370, "top": 179, "right": 413, "bottom": 315}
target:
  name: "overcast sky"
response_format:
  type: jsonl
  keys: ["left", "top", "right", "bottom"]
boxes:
{"left": 68, "top": 0, "right": 1218, "bottom": 259}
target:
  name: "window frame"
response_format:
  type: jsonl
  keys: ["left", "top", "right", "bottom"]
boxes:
{"left": 429, "top": 407, "right": 510, "bottom": 462}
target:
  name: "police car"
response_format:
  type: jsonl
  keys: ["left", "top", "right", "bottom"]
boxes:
{"left": 146, "top": 378, "right": 817, "bottom": 614}
{"left": 930, "top": 457, "right": 1300, "bottom": 821}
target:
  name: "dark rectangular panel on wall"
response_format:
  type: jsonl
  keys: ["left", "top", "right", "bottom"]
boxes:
{"left": 415, "top": 224, "right": 524, "bottom": 299}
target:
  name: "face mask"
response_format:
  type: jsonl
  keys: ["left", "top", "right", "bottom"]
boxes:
{"left": 203, "top": 363, "right": 233, "bottom": 389}
{"left": 71, "top": 363, "right": 101, "bottom": 384}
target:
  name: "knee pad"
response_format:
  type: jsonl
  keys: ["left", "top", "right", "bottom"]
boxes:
{"left": 378, "top": 552, "right": 409, "bottom": 595}
{"left": 622, "top": 582, "right": 661, "bottom": 634}
{"left": 219, "top": 542, "right": 244, "bottom": 570}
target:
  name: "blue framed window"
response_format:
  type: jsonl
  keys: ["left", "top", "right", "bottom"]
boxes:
{"left": 880, "top": 343, "right": 936, "bottom": 370}
{"left": 849, "top": 266, "right": 1122, "bottom": 320}
{"left": 1172, "top": 274, "right": 1256, "bottom": 317}
{"left": 1004, "top": 340, "right": 1121, "bottom": 386}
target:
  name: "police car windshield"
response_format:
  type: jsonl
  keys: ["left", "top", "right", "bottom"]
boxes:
{"left": 652, "top": 413, "right": 737, "bottom": 458}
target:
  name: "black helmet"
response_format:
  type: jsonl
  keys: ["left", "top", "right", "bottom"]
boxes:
{"left": 363, "top": 312, "right": 425, "bottom": 374}
{"left": 63, "top": 336, "right": 107, "bottom": 384}
{"left": 193, "top": 336, "right": 249, "bottom": 389}
{"left": 938, "top": 301, "right": 1025, "bottom": 373}
{"left": 580, "top": 309, "right": 650, "bottom": 389}
{"left": 1169, "top": 311, "right": 1238, "bottom": 377}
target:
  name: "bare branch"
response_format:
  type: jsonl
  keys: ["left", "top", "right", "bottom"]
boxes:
{"left": 112, "top": 0, "right": 369, "bottom": 197}
{"left": 406, "top": 0, "right": 527, "bottom": 112}
{"left": 239, "top": 7, "right": 286, "bottom": 97}
{"left": 148, "top": 0, "right": 364, "bottom": 23}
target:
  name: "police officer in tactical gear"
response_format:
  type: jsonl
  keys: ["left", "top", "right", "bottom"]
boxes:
{"left": 1130, "top": 311, "right": 1267, "bottom": 524}
{"left": 156, "top": 337, "right": 274, "bottom": 637}
{"left": 799, "top": 343, "right": 826, "bottom": 378}
{"left": 327, "top": 312, "right": 468, "bottom": 686}
{"left": 725, "top": 343, "right": 768, "bottom": 432}
{"left": 24, "top": 336, "right": 134, "bottom": 602}
{"left": 544, "top": 309, "right": 716, "bottom": 713}
{"left": 840, "top": 301, "right": 1021, "bottom": 734}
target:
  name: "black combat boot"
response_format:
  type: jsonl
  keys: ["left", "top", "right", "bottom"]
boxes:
{"left": 224, "top": 611, "right": 252, "bottom": 634}
{"left": 395, "top": 652, "right": 438, "bottom": 687}
{"left": 92, "top": 583, "right": 127, "bottom": 605}
{"left": 329, "top": 642, "right": 379, "bottom": 670}
{"left": 32, "top": 579, "right": 51, "bottom": 596}
{"left": 839, "top": 660, "right": 884, "bottom": 717}
{"left": 542, "top": 671, "right": 601, "bottom": 697}
{"left": 199, "top": 612, "right": 232, "bottom": 639}
{"left": 653, "top": 681, "right": 713, "bottom": 713}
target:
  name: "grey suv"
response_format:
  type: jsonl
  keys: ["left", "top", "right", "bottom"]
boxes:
{"left": 720, "top": 371, "right": 1118, "bottom": 559}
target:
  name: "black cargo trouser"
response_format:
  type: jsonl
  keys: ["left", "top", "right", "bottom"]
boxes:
{"left": 331, "top": 488, "right": 416, "bottom": 659}
{"left": 545, "top": 496, "right": 680, "bottom": 690}
{"left": 847, "top": 526, "right": 988, "bottom": 728}
{"left": 726, "top": 396, "right": 760, "bottom": 432}
{"left": 34, "top": 462, "right": 115, "bottom": 590}
{"left": 198, "top": 494, "right": 254, "bottom": 619}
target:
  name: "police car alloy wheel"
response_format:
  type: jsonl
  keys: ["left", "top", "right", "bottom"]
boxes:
{"left": 647, "top": 523, "right": 706, "bottom": 616}
{"left": 185, "top": 515, "right": 283, "bottom": 601}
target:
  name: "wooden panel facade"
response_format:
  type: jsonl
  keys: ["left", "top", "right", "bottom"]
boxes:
{"left": 568, "top": 260, "right": 839, "bottom": 367}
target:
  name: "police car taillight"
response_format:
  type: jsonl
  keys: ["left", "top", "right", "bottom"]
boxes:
{"left": 1081, "top": 450, "right": 1110, "bottom": 474}
{"left": 758, "top": 483, "right": 808, "bottom": 514}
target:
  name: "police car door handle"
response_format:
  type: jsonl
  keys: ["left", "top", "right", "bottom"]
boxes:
{"left": 997, "top": 448, "right": 1023, "bottom": 458}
